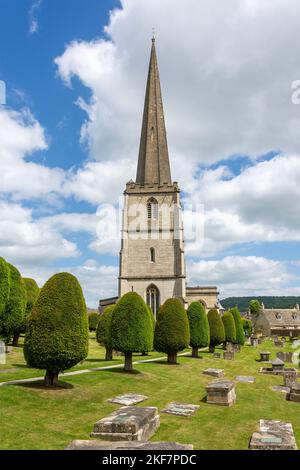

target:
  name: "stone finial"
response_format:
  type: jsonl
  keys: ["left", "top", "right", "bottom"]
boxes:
{"left": 295, "top": 304, "right": 299, "bottom": 311}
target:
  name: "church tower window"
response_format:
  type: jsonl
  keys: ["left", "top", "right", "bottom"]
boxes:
{"left": 147, "top": 198, "right": 158, "bottom": 220}
{"left": 150, "top": 247, "right": 155, "bottom": 262}
{"left": 146, "top": 285, "right": 160, "bottom": 317}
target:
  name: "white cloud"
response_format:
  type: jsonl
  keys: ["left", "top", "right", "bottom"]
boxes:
{"left": 28, "top": 0, "right": 42, "bottom": 35}
{"left": 187, "top": 256, "right": 294, "bottom": 298}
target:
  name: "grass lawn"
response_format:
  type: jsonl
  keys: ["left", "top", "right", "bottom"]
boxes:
{"left": 0, "top": 337, "right": 299, "bottom": 450}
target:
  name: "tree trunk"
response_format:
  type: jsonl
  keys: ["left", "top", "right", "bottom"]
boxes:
{"left": 209, "top": 345, "right": 215, "bottom": 353}
{"left": 105, "top": 348, "right": 113, "bottom": 361}
{"left": 192, "top": 347, "right": 199, "bottom": 358}
{"left": 167, "top": 352, "right": 177, "bottom": 364}
{"left": 12, "top": 333, "right": 20, "bottom": 347}
{"left": 44, "top": 370, "right": 59, "bottom": 387}
{"left": 124, "top": 352, "right": 133, "bottom": 372}
{"left": 141, "top": 351, "right": 149, "bottom": 356}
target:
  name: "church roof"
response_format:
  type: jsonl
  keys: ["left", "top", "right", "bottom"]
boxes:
{"left": 136, "top": 38, "right": 172, "bottom": 186}
{"left": 262, "top": 308, "right": 300, "bottom": 327}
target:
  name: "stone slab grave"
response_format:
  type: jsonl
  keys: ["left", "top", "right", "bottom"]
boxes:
{"left": 203, "top": 368, "right": 224, "bottom": 378}
{"left": 277, "top": 351, "right": 295, "bottom": 363}
{"left": 283, "top": 369, "right": 298, "bottom": 388}
{"left": 213, "top": 352, "right": 221, "bottom": 359}
{"left": 272, "top": 358, "right": 285, "bottom": 372}
{"left": 206, "top": 380, "right": 236, "bottom": 406}
{"left": 235, "top": 376, "right": 255, "bottom": 384}
{"left": 287, "top": 383, "right": 300, "bottom": 403}
{"left": 90, "top": 406, "right": 159, "bottom": 441}
{"left": 66, "top": 440, "right": 193, "bottom": 450}
{"left": 260, "top": 351, "right": 271, "bottom": 362}
{"left": 223, "top": 351, "right": 234, "bottom": 360}
{"left": 161, "top": 402, "right": 200, "bottom": 417}
{"left": 108, "top": 393, "right": 148, "bottom": 406}
{"left": 271, "top": 385, "right": 290, "bottom": 394}
{"left": 249, "top": 420, "right": 297, "bottom": 450}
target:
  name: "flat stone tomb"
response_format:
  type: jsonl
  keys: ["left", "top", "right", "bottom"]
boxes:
{"left": 91, "top": 406, "right": 160, "bottom": 441}
{"left": 66, "top": 440, "right": 193, "bottom": 450}
{"left": 288, "top": 383, "right": 300, "bottom": 403}
{"left": 203, "top": 368, "right": 224, "bottom": 378}
{"left": 223, "top": 351, "right": 234, "bottom": 360}
{"left": 161, "top": 402, "right": 200, "bottom": 417}
{"left": 249, "top": 420, "right": 297, "bottom": 450}
{"left": 235, "top": 376, "right": 255, "bottom": 384}
{"left": 260, "top": 351, "right": 271, "bottom": 362}
{"left": 206, "top": 380, "right": 236, "bottom": 406}
{"left": 108, "top": 393, "right": 148, "bottom": 406}
{"left": 272, "top": 358, "right": 285, "bottom": 371}
{"left": 271, "top": 385, "right": 290, "bottom": 394}
{"left": 283, "top": 369, "right": 298, "bottom": 388}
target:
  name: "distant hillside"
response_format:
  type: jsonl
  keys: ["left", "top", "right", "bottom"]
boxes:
{"left": 220, "top": 296, "right": 300, "bottom": 312}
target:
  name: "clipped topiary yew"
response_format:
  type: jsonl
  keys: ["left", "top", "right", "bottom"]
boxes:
{"left": 154, "top": 298, "right": 190, "bottom": 364}
{"left": 24, "top": 272, "right": 89, "bottom": 387}
{"left": 110, "top": 292, "right": 153, "bottom": 371}
{"left": 230, "top": 307, "right": 245, "bottom": 346}
{"left": 88, "top": 311, "right": 100, "bottom": 331}
{"left": 207, "top": 308, "right": 225, "bottom": 352}
{"left": 0, "top": 257, "right": 10, "bottom": 318}
{"left": 12, "top": 277, "right": 40, "bottom": 347}
{"left": 222, "top": 311, "right": 236, "bottom": 344}
{"left": 187, "top": 302, "right": 210, "bottom": 357}
{"left": 141, "top": 305, "right": 156, "bottom": 356}
{"left": 96, "top": 305, "right": 114, "bottom": 361}
{"left": 0, "top": 263, "right": 26, "bottom": 345}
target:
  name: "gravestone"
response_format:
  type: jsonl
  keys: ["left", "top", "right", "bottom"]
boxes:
{"left": 223, "top": 351, "right": 234, "bottom": 360}
{"left": 249, "top": 420, "right": 297, "bottom": 450}
{"left": 283, "top": 369, "right": 298, "bottom": 388}
{"left": 66, "top": 440, "right": 193, "bottom": 450}
{"left": 250, "top": 337, "right": 258, "bottom": 347}
{"left": 260, "top": 351, "right": 271, "bottom": 362}
{"left": 225, "top": 342, "right": 233, "bottom": 352}
{"left": 203, "top": 368, "right": 224, "bottom": 378}
{"left": 257, "top": 338, "right": 262, "bottom": 345}
{"left": 274, "top": 340, "right": 284, "bottom": 348}
{"left": 90, "top": 406, "right": 160, "bottom": 441}
{"left": 213, "top": 352, "right": 221, "bottom": 359}
{"left": 5, "top": 346, "right": 12, "bottom": 354}
{"left": 271, "top": 358, "right": 285, "bottom": 372}
{"left": 276, "top": 352, "right": 294, "bottom": 363}
{"left": 232, "top": 344, "right": 241, "bottom": 353}
{"left": 206, "top": 380, "right": 236, "bottom": 406}
{"left": 271, "top": 385, "right": 290, "bottom": 394}
{"left": 161, "top": 403, "right": 200, "bottom": 417}
{"left": 108, "top": 394, "right": 148, "bottom": 406}
{"left": 235, "top": 376, "right": 255, "bottom": 384}
{"left": 288, "top": 383, "right": 300, "bottom": 403}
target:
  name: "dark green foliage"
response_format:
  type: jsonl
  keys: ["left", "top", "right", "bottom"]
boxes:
{"left": 222, "top": 311, "right": 236, "bottom": 343}
{"left": 0, "top": 257, "right": 10, "bottom": 317}
{"left": 221, "top": 296, "right": 300, "bottom": 311}
{"left": 0, "top": 263, "right": 26, "bottom": 344}
{"left": 88, "top": 312, "right": 100, "bottom": 331}
{"left": 96, "top": 305, "right": 114, "bottom": 350}
{"left": 111, "top": 292, "right": 153, "bottom": 355}
{"left": 230, "top": 307, "right": 245, "bottom": 345}
{"left": 24, "top": 272, "right": 89, "bottom": 384}
{"left": 21, "top": 278, "right": 40, "bottom": 332}
{"left": 187, "top": 302, "right": 210, "bottom": 348}
{"left": 242, "top": 318, "right": 252, "bottom": 337}
{"left": 249, "top": 299, "right": 261, "bottom": 316}
{"left": 154, "top": 298, "right": 190, "bottom": 356}
{"left": 207, "top": 309, "right": 225, "bottom": 347}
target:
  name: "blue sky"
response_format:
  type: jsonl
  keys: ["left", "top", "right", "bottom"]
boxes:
{"left": 0, "top": 0, "right": 300, "bottom": 305}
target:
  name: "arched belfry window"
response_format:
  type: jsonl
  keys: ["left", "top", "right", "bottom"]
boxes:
{"left": 146, "top": 285, "right": 160, "bottom": 318}
{"left": 147, "top": 198, "right": 158, "bottom": 220}
{"left": 150, "top": 247, "right": 155, "bottom": 262}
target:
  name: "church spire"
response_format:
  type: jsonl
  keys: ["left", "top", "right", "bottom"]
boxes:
{"left": 136, "top": 38, "right": 172, "bottom": 185}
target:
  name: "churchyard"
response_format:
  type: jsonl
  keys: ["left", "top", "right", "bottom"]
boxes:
{"left": 1, "top": 335, "right": 300, "bottom": 450}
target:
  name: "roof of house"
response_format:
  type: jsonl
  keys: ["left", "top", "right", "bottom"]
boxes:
{"left": 263, "top": 308, "right": 300, "bottom": 327}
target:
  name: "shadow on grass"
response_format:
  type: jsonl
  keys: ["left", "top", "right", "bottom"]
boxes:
{"left": 104, "top": 368, "right": 143, "bottom": 376}
{"left": 84, "top": 358, "right": 119, "bottom": 364}
{"left": 12, "top": 364, "right": 34, "bottom": 369}
{"left": 13, "top": 380, "right": 74, "bottom": 390}
{"left": 151, "top": 360, "right": 181, "bottom": 366}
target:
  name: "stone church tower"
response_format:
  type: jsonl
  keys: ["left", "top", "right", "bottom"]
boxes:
{"left": 118, "top": 38, "right": 186, "bottom": 316}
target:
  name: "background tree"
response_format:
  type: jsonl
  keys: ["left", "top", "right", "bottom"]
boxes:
{"left": 242, "top": 318, "right": 252, "bottom": 337}
{"left": 154, "top": 298, "right": 190, "bottom": 364}
{"left": 207, "top": 309, "right": 225, "bottom": 352}
{"left": 0, "top": 263, "right": 26, "bottom": 345}
{"left": 12, "top": 278, "right": 39, "bottom": 347}
{"left": 110, "top": 292, "right": 153, "bottom": 372}
{"left": 249, "top": 299, "right": 261, "bottom": 316}
{"left": 96, "top": 305, "right": 114, "bottom": 360}
{"left": 88, "top": 311, "right": 100, "bottom": 331}
{"left": 230, "top": 307, "right": 245, "bottom": 345}
{"left": 24, "top": 272, "right": 89, "bottom": 387}
{"left": 187, "top": 302, "right": 210, "bottom": 357}
{"left": 222, "top": 311, "right": 236, "bottom": 344}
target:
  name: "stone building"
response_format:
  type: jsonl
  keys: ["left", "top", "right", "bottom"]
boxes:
{"left": 99, "top": 39, "right": 219, "bottom": 316}
{"left": 253, "top": 303, "right": 300, "bottom": 337}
